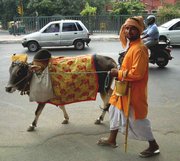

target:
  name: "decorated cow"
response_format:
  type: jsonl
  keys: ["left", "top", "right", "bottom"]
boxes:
{"left": 5, "top": 49, "right": 117, "bottom": 131}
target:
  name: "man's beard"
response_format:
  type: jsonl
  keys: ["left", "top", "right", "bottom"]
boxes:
{"left": 128, "top": 34, "right": 140, "bottom": 41}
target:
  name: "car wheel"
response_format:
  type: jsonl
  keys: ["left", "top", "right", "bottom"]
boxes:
{"left": 159, "top": 36, "right": 167, "bottom": 42}
{"left": 74, "top": 40, "right": 85, "bottom": 50}
{"left": 27, "top": 41, "right": 40, "bottom": 52}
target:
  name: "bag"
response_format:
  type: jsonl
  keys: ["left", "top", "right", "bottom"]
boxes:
{"left": 29, "top": 67, "right": 55, "bottom": 102}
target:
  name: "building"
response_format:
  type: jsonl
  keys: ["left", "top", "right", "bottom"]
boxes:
{"left": 106, "top": 0, "right": 178, "bottom": 13}
{"left": 140, "top": 0, "right": 178, "bottom": 13}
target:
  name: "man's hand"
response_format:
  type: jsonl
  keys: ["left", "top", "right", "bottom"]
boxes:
{"left": 110, "top": 69, "right": 128, "bottom": 80}
{"left": 122, "top": 70, "right": 128, "bottom": 78}
{"left": 110, "top": 68, "right": 118, "bottom": 77}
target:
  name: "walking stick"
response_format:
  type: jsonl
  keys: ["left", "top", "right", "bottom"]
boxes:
{"left": 124, "top": 83, "right": 131, "bottom": 153}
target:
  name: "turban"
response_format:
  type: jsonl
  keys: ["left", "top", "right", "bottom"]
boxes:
{"left": 119, "top": 16, "right": 145, "bottom": 48}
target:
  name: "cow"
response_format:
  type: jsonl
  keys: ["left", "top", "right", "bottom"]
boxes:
{"left": 5, "top": 50, "right": 117, "bottom": 132}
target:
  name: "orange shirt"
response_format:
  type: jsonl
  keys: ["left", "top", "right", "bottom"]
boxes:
{"left": 109, "top": 39, "right": 149, "bottom": 119}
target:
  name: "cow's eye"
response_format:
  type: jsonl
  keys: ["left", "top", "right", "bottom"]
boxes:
{"left": 16, "top": 69, "right": 22, "bottom": 76}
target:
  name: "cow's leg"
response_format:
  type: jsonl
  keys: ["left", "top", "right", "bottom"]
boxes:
{"left": 95, "top": 89, "right": 113, "bottom": 124}
{"left": 27, "top": 103, "right": 45, "bottom": 132}
{"left": 59, "top": 105, "right": 69, "bottom": 124}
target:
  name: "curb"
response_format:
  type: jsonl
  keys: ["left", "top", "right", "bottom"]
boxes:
{"left": 0, "top": 40, "right": 22, "bottom": 44}
{"left": 0, "top": 35, "right": 119, "bottom": 44}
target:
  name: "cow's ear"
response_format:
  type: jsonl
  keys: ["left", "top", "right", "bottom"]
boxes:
{"left": 29, "top": 65, "right": 42, "bottom": 72}
{"left": 11, "top": 54, "right": 28, "bottom": 62}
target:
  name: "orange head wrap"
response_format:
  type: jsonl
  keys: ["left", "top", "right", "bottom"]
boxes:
{"left": 119, "top": 16, "right": 145, "bottom": 48}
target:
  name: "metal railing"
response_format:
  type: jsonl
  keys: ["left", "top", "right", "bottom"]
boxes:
{"left": 13, "top": 15, "right": 177, "bottom": 35}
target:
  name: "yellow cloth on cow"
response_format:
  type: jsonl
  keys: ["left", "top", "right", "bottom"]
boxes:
{"left": 11, "top": 54, "right": 28, "bottom": 62}
{"left": 48, "top": 55, "right": 98, "bottom": 105}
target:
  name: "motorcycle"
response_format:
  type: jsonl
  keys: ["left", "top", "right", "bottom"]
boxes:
{"left": 118, "top": 39, "right": 173, "bottom": 68}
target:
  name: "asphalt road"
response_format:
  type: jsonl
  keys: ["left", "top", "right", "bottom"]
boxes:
{"left": 0, "top": 42, "right": 180, "bottom": 161}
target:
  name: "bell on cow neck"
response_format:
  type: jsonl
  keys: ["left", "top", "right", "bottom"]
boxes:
{"left": 115, "top": 79, "right": 128, "bottom": 96}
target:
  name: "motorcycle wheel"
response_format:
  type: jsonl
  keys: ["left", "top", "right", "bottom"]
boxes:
{"left": 156, "top": 50, "right": 169, "bottom": 68}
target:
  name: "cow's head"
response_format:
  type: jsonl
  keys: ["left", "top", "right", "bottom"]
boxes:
{"left": 6, "top": 50, "right": 52, "bottom": 94}
{"left": 5, "top": 54, "right": 32, "bottom": 94}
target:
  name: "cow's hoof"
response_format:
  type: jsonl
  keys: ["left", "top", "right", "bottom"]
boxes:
{"left": 27, "top": 125, "right": 35, "bottom": 132}
{"left": 94, "top": 119, "right": 101, "bottom": 125}
{"left": 62, "top": 120, "right": 69, "bottom": 124}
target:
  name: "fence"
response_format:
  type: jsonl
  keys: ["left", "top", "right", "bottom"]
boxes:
{"left": 13, "top": 15, "right": 176, "bottom": 34}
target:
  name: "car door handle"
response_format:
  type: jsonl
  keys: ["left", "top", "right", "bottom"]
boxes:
{"left": 55, "top": 34, "right": 59, "bottom": 36}
{"left": 74, "top": 33, "right": 77, "bottom": 34}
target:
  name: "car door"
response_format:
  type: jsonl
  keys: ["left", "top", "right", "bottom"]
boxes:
{"left": 60, "top": 22, "right": 82, "bottom": 46}
{"left": 169, "top": 21, "right": 180, "bottom": 45}
{"left": 39, "top": 23, "right": 60, "bottom": 47}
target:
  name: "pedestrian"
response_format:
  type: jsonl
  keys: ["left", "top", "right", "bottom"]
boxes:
{"left": 97, "top": 16, "right": 160, "bottom": 158}
{"left": 13, "top": 21, "right": 18, "bottom": 36}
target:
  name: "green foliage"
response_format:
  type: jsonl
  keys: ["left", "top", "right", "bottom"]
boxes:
{"left": 111, "top": 1, "right": 145, "bottom": 15}
{"left": 26, "top": 0, "right": 87, "bottom": 16}
{"left": 0, "top": 0, "right": 179, "bottom": 30}
{"left": 157, "top": 4, "right": 180, "bottom": 19}
{"left": 0, "top": 0, "right": 110, "bottom": 26}
{"left": 80, "top": 2, "right": 97, "bottom": 16}
{"left": 86, "top": 0, "right": 111, "bottom": 15}
{"left": 53, "top": 0, "right": 87, "bottom": 16}
{"left": 0, "top": 0, "right": 19, "bottom": 28}
{"left": 27, "top": 0, "right": 54, "bottom": 16}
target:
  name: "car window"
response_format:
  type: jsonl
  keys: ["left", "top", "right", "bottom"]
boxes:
{"left": 171, "top": 22, "right": 180, "bottom": 30}
{"left": 43, "top": 23, "right": 60, "bottom": 33}
{"left": 62, "top": 23, "right": 77, "bottom": 32}
{"left": 76, "top": 22, "right": 83, "bottom": 31}
{"left": 160, "top": 19, "right": 179, "bottom": 28}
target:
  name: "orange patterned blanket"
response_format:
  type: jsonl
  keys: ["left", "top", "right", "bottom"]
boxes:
{"left": 48, "top": 55, "right": 98, "bottom": 105}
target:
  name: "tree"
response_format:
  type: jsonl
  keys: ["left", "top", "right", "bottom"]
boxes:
{"left": 111, "top": 1, "right": 145, "bottom": 15}
{"left": 53, "top": 0, "right": 87, "bottom": 16}
{"left": 0, "top": 0, "right": 111, "bottom": 29}
{"left": 0, "top": 0, "right": 30, "bottom": 29}
{"left": 26, "top": 0, "right": 55, "bottom": 16}
{"left": 80, "top": 2, "right": 97, "bottom": 16}
{"left": 26, "top": 0, "right": 87, "bottom": 16}
{"left": 157, "top": 3, "right": 180, "bottom": 21}
{"left": 86, "top": 0, "right": 111, "bottom": 15}
{"left": 0, "top": 0, "right": 18, "bottom": 29}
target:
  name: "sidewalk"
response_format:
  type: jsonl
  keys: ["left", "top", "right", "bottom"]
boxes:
{"left": 0, "top": 30, "right": 119, "bottom": 44}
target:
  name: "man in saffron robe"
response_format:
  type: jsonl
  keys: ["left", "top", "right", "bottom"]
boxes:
{"left": 97, "top": 16, "right": 160, "bottom": 158}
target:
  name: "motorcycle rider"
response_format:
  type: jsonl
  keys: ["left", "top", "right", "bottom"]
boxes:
{"left": 141, "top": 15, "right": 159, "bottom": 61}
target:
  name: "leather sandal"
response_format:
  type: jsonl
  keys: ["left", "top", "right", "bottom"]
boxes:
{"left": 97, "top": 137, "right": 118, "bottom": 148}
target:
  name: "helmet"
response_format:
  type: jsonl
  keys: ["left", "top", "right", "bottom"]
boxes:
{"left": 146, "top": 15, "right": 156, "bottom": 25}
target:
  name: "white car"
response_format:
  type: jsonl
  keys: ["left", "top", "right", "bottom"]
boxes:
{"left": 22, "top": 20, "right": 91, "bottom": 52}
{"left": 158, "top": 18, "right": 180, "bottom": 45}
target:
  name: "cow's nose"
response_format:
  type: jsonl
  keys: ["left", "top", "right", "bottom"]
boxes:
{"left": 5, "top": 86, "right": 12, "bottom": 93}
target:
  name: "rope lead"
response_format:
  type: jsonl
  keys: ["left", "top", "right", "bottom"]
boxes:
{"left": 104, "top": 71, "right": 110, "bottom": 93}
